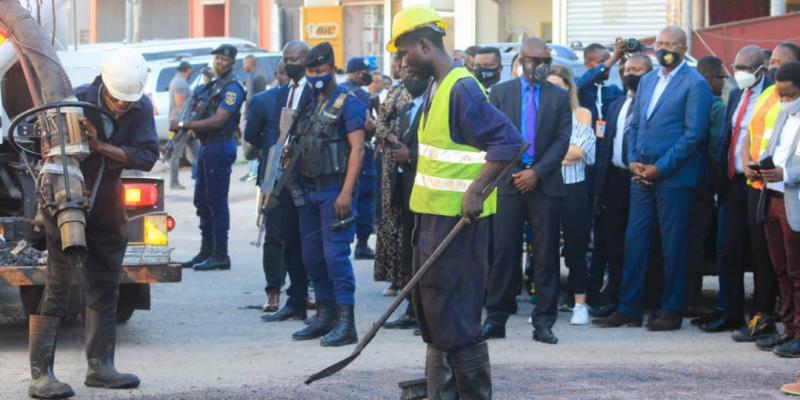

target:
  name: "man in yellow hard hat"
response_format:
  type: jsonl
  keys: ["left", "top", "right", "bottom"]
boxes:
{"left": 388, "top": 5, "right": 522, "bottom": 399}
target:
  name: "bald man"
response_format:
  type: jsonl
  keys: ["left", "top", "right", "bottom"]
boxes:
{"left": 701, "top": 44, "right": 777, "bottom": 338}
{"left": 481, "top": 37, "right": 572, "bottom": 344}
{"left": 593, "top": 26, "right": 713, "bottom": 331}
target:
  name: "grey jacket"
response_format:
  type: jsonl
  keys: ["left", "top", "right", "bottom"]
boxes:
{"left": 762, "top": 109, "right": 800, "bottom": 232}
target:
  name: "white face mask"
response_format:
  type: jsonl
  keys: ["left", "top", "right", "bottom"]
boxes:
{"left": 781, "top": 96, "right": 800, "bottom": 115}
{"left": 734, "top": 69, "right": 760, "bottom": 90}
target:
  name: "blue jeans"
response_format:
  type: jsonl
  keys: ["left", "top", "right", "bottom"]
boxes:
{"left": 194, "top": 139, "right": 237, "bottom": 256}
{"left": 298, "top": 184, "right": 357, "bottom": 305}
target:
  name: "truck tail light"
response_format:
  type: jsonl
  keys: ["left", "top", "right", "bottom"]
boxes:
{"left": 166, "top": 215, "right": 176, "bottom": 231}
{"left": 123, "top": 183, "right": 158, "bottom": 209}
{"left": 143, "top": 215, "right": 168, "bottom": 245}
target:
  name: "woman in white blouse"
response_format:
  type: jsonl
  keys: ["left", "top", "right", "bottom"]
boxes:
{"left": 546, "top": 65, "right": 596, "bottom": 325}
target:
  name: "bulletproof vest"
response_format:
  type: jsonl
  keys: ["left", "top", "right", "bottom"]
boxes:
{"left": 195, "top": 72, "right": 243, "bottom": 130}
{"left": 295, "top": 92, "right": 351, "bottom": 180}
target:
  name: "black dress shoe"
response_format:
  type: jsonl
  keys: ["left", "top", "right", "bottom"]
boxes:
{"left": 774, "top": 338, "right": 800, "bottom": 358}
{"left": 261, "top": 305, "right": 306, "bottom": 322}
{"left": 647, "top": 311, "right": 682, "bottom": 332}
{"left": 193, "top": 255, "right": 231, "bottom": 271}
{"left": 180, "top": 252, "right": 210, "bottom": 269}
{"left": 479, "top": 322, "right": 506, "bottom": 340}
{"left": 589, "top": 302, "right": 617, "bottom": 318}
{"left": 353, "top": 244, "right": 375, "bottom": 260}
{"left": 691, "top": 309, "right": 722, "bottom": 326}
{"left": 699, "top": 316, "right": 744, "bottom": 333}
{"left": 757, "top": 333, "right": 791, "bottom": 351}
{"left": 384, "top": 315, "right": 417, "bottom": 329}
{"left": 533, "top": 327, "right": 558, "bottom": 344}
{"left": 592, "top": 311, "right": 643, "bottom": 328}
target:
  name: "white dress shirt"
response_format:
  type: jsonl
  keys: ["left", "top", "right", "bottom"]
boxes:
{"left": 613, "top": 94, "right": 634, "bottom": 168}
{"left": 646, "top": 60, "right": 687, "bottom": 119}
{"left": 768, "top": 112, "right": 800, "bottom": 193}
{"left": 286, "top": 76, "right": 307, "bottom": 111}
{"left": 731, "top": 78, "right": 765, "bottom": 173}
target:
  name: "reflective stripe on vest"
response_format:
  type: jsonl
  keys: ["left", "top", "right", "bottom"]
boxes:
{"left": 748, "top": 86, "right": 781, "bottom": 189}
{"left": 409, "top": 67, "right": 497, "bottom": 217}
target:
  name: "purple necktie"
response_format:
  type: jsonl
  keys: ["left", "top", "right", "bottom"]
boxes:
{"left": 526, "top": 88, "right": 537, "bottom": 159}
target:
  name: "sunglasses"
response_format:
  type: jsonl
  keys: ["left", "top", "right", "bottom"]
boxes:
{"left": 520, "top": 56, "right": 552, "bottom": 67}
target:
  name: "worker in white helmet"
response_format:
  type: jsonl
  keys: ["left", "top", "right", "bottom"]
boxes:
{"left": 27, "top": 48, "right": 158, "bottom": 399}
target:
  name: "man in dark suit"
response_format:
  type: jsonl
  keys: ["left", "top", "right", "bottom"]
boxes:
{"left": 701, "top": 45, "right": 778, "bottom": 339}
{"left": 590, "top": 53, "right": 653, "bottom": 316}
{"left": 244, "top": 41, "right": 314, "bottom": 322}
{"left": 593, "top": 26, "right": 712, "bottom": 331}
{"left": 481, "top": 37, "right": 572, "bottom": 344}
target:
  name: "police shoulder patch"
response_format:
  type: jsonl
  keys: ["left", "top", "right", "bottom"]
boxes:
{"left": 224, "top": 91, "right": 237, "bottom": 106}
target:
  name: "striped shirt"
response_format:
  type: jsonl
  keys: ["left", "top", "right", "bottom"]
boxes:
{"left": 561, "top": 116, "right": 596, "bottom": 184}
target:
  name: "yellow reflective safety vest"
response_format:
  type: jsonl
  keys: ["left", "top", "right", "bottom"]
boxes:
{"left": 747, "top": 85, "right": 781, "bottom": 189}
{"left": 409, "top": 67, "right": 496, "bottom": 218}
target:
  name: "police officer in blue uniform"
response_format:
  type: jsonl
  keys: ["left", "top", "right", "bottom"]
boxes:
{"left": 291, "top": 42, "right": 366, "bottom": 347}
{"left": 341, "top": 57, "right": 378, "bottom": 259}
{"left": 175, "top": 44, "right": 245, "bottom": 271}
{"left": 28, "top": 49, "right": 158, "bottom": 398}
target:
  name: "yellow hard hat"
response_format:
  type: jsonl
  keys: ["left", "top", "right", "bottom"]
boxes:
{"left": 386, "top": 5, "right": 448, "bottom": 53}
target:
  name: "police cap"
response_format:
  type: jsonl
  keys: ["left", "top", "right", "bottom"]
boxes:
{"left": 346, "top": 57, "right": 370, "bottom": 73}
{"left": 211, "top": 44, "right": 237, "bottom": 60}
{"left": 304, "top": 42, "right": 335, "bottom": 68}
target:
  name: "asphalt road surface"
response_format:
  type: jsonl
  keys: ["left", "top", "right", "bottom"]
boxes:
{"left": 1, "top": 160, "right": 797, "bottom": 399}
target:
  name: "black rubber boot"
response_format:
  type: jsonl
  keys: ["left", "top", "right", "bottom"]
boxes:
{"left": 292, "top": 301, "right": 336, "bottom": 340}
{"left": 28, "top": 315, "right": 74, "bottom": 399}
{"left": 83, "top": 309, "right": 140, "bottom": 389}
{"left": 321, "top": 305, "right": 358, "bottom": 347}
{"left": 180, "top": 238, "right": 212, "bottom": 269}
{"left": 425, "top": 344, "right": 458, "bottom": 400}
{"left": 353, "top": 240, "right": 375, "bottom": 260}
{"left": 450, "top": 341, "right": 492, "bottom": 399}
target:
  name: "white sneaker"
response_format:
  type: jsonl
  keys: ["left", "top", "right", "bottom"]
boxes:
{"left": 570, "top": 303, "right": 590, "bottom": 325}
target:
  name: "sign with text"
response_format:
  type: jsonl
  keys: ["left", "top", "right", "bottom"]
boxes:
{"left": 302, "top": 6, "right": 344, "bottom": 70}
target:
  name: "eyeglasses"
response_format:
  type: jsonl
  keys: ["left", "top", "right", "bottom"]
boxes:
{"left": 520, "top": 56, "right": 552, "bottom": 67}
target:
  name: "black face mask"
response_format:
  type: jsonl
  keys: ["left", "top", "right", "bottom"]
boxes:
{"left": 362, "top": 71, "right": 373, "bottom": 86}
{"left": 656, "top": 49, "right": 682, "bottom": 68}
{"left": 403, "top": 77, "right": 428, "bottom": 98}
{"left": 524, "top": 63, "right": 550, "bottom": 83}
{"left": 768, "top": 67, "right": 778, "bottom": 82}
{"left": 475, "top": 67, "right": 501, "bottom": 88}
{"left": 623, "top": 74, "right": 642, "bottom": 92}
{"left": 285, "top": 63, "right": 305, "bottom": 82}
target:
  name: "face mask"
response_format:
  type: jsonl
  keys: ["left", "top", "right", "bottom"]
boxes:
{"left": 362, "top": 72, "right": 373, "bottom": 86}
{"left": 781, "top": 96, "right": 800, "bottom": 114}
{"left": 402, "top": 77, "right": 428, "bottom": 98}
{"left": 475, "top": 67, "right": 501, "bottom": 88}
{"left": 285, "top": 64, "right": 305, "bottom": 82}
{"left": 307, "top": 73, "right": 333, "bottom": 94}
{"left": 623, "top": 74, "right": 642, "bottom": 92}
{"left": 767, "top": 67, "right": 778, "bottom": 82}
{"left": 524, "top": 63, "right": 550, "bottom": 83}
{"left": 734, "top": 67, "right": 761, "bottom": 89}
{"left": 656, "top": 49, "right": 681, "bottom": 68}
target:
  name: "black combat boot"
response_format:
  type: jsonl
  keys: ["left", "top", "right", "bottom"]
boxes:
{"left": 292, "top": 301, "right": 336, "bottom": 340}
{"left": 83, "top": 309, "right": 140, "bottom": 389}
{"left": 321, "top": 305, "right": 358, "bottom": 347}
{"left": 450, "top": 341, "right": 492, "bottom": 399}
{"left": 425, "top": 344, "right": 458, "bottom": 400}
{"left": 28, "top": 315, "right": 74, "bottom": 399}
{"left": 353, "top": 240, "right": 375, "bottom": 260}
{"left": 180, "top": 238, "right": 213, "bottom": 268}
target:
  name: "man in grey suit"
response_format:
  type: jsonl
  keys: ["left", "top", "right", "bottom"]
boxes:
{"left": 480, "top": 37, "right": 572, "bottom": 345}
{"left": 760, "top": 61, "right": 800, "bottom": 357}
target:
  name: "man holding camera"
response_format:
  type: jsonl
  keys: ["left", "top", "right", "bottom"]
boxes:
{"left": 577, "top": 40, "right": 625, "bottom": 138}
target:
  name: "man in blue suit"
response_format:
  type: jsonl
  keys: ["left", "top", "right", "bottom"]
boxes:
{"left": 245, "top": 41, "right": 313, "bottom": 321}
{"left": 593, "top": 26, "right": 713, "bottom": 331}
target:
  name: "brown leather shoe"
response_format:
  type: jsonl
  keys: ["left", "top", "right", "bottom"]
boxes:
{"left": 262, "top": 292, "right": 280, "bottom": 312}
{"left": 647, "top": 310, "right": 682, "bottom": 331}
{"left": 592, "top": 311, "right": 642, "bottom": 328}
{"left": 781, "top": 380, "right": 800, "bottom": 396}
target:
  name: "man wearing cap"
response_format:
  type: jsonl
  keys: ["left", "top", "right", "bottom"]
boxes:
{"left": 342, "top": 57, "right": 379, "bottom": 259}
{"left": 388, "top": 6, "right": 522, "bottom": 399}
{"left": 168, "top": 60, "right": 199, "bottom": 190}
{"left": 173, "top": 44, "right": 245, "bottom": 271}
{"left": 27, "top": 48, "right": 158, "bottom": 398}
{"left": 290, "top": 42, "right": 366, "bottom": 347}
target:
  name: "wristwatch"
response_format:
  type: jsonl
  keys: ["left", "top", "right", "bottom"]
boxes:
{"left": 178, "top": 121, "right": 186, "bottom": 130}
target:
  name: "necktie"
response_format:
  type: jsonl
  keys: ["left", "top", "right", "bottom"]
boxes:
{"left": 287, "top": 83, "right": 298, "bottom": 109}
{"left": 728, "top": 88, "right": 752, "bottom": 179}
{"left": 526, "top": 87, "right": 537, "bottom": 159}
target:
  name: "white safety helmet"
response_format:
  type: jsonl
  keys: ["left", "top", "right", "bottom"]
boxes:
{"left": 101, "top": 48, "right": 148, "bottom": 102}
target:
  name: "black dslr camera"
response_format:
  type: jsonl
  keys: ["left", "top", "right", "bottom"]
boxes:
{"left": 622, "top": 38, "right": 645, "bottom": 54}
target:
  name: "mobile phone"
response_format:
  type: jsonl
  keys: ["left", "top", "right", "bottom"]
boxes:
{"left": 749, "top": 162, "right": 762, "bottom": 172}
{"left": 760, "top": 156, "right": 775, "bottom": 170}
